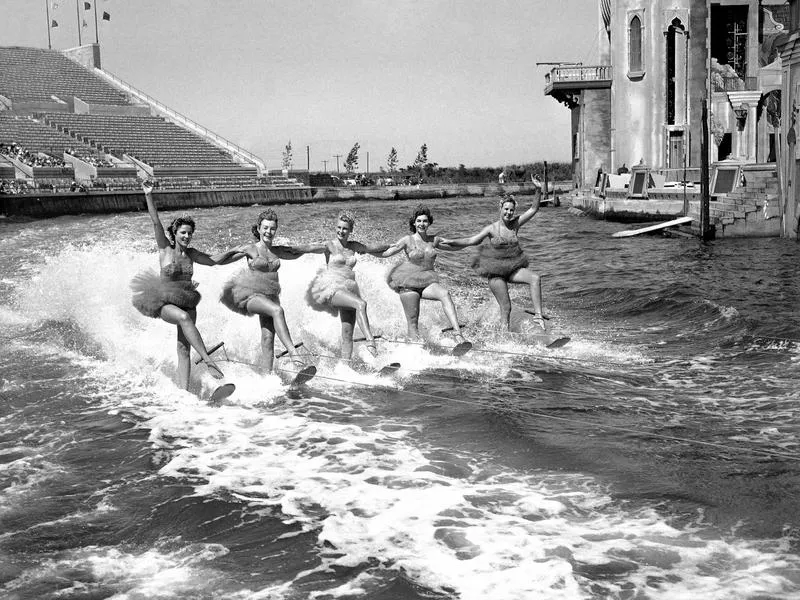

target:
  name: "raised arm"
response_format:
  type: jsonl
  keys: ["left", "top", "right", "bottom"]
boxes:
{"left": 438, "top": 225, "right": 492, "bottom": 250}
{"left": 142, "top": 180, "right": 170, "bottom": 249}
{"left": 516, "top": 193, "right": 541, "bottom": 228}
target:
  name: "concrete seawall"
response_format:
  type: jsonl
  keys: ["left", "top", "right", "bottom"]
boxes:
{"left": 1, "top": 182, "right": 547, "bottom": 219}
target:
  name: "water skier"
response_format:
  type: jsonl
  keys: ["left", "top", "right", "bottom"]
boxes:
{"left": 130, "top": 180, "right": 236, "bottom": 388}
{"left": 219, "top": 210, "right": 315, "bottom": 374}
{"left": 440, "top": 193, "right": 547, "bottom": 330}
{"left": 382, "top": 205, "right": 468, "bottom": 345}
{"left": 304, "top": 212, "right": 390, "bottom": 360}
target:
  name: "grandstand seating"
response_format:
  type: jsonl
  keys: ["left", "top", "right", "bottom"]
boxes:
{"left": 0, "top": 113, "right": 97, "bottom": 160}
{"left": 0, "top": 45, "right": 288, "bottom": 193}
{"left": 0, "top": 47, "right": 129, "bottom": 105}
{"left": 43, "top": 113, "right": 257, "bottom": 175}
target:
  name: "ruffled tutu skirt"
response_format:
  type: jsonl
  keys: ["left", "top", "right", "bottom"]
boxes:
{"left": 220, "top": 269, "right": 281, "bottom": 316}
{"left": 306, "top": 266, "right": 359, "bottom": 316}
{"left": 386, "top": 261, "right": 440, "bottom": 293}
{"left": 131, "top": 270, "right": 201, "bottom": 318}
{"left": 471, "top": 244, "right": 529, "bottom": 279}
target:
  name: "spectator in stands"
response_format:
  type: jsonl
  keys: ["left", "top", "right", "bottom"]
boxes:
{"left": 130, "top": 180, "right": 243, "bottom": 390}
{"left": 218, "top": 210, "right": 315, "bottom": 374}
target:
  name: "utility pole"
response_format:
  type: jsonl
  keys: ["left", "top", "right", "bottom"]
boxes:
{"left": 321, "top": 160, "right": 328, "bottom": 173}
{"left": 306, "top": 145, "right": 310, "bottom": 172}
{"left": 333, "top": 154, "right": 342, "bottom": 173}
{"left": 366, "top": 151, "right": 369, "bottom": 175}
{"left": 45, "top": 0, "right": 52, "bottom": 49}
{"left": 75, "top": 0, "right": 82, "bottom": 46}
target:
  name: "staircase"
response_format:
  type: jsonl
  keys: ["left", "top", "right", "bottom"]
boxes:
{"left": 686, "top": 164, "right": 782, "bottom": 237}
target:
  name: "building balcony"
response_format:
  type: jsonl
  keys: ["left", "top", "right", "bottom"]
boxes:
{"left": 544, "top": 65, "right": 612, "bottom": 109}
{"left": 544, "top": 65, "right": 612, "bottom": 94}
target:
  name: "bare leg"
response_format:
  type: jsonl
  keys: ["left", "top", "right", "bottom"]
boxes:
{"left": 245, "top": 295, "right": 302, "bottom": 366}
{"left": 160, "top": 305, "right": 223, "bottom": 384}
{"left": 259, "top": 314, "right": 276, "bottom": 372}
{"left": 398, "top": 290, "right": 422, "bottom": 339}
{"left": 488, "top": 277, "right": 512, "bottom": 330}
{"left": 175, "top": 322, "right": 191, "bottom": 390}
{"left": 330, "top": 290, "right": 375, "bottom": 355}
{"left": 339, "top": 308, "right": 356, "bottom": 360}
{"left": 509, "top": 268, "right": 545, "bottom": 322}
{"left": 421, "top": 283, "right": 466, "bottom": 341}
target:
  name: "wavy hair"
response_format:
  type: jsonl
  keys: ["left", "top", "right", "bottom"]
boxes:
{"left": 166, "top": 216, "right": 196, "bottom": 246}
{"left": 338, "top": 212, "right": 356, "bottom": 231}
{"left": 251, "top": 209, "right": 279, "bottom": 239}
{"left": 499, "top": 194, "right": 517, "bottom": 209}
{"left": 408, "top": 205, "right": 433, "bottom": 233}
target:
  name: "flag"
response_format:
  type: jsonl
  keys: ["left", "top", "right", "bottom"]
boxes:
{"left": 51, "top": 19, "right": 58, "bottom": 27}
{"left": 102, "top": 11, "right": 110, "bottom": 21}
{"left": 84, "top": 2, "right": 90, "bottom": 9}
{"left": 82, "top": 19, "right": 88, "bottom": 28}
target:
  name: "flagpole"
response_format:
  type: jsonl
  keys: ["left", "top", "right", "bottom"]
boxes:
{"left": 93, "top": 0, "right": 99, "bottom": 43}
{"left": 75, "top": 0, "right": 82, "bottom": 45}
{"left": 45, "top": 0, "right": 52, "bottom": 49}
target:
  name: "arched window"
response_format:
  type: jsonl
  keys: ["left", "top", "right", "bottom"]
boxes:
{"left": 629, "top": 15, "right": 643, "bottom": 74}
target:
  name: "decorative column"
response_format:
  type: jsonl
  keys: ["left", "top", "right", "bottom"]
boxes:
{"left": 726, "top": 91, "right": 763, "bottom": 163}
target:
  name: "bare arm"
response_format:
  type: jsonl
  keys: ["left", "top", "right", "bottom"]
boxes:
{"left": 142, "top": 181, "right": 170, "bottom": 249}
{"left": 271, "top": 242, "right": 326, "bottom": 260}
{"left": 516, "top": 194, "right": 541, "bottom": 228}
{"left": 379, "top": 236, "right": 409, "bottom": 258}
{"left": 349, "top": 240, "right": 391, "bottom": 256}
{"left": 438, "top": 225, "right": 492, "bottom": 249}
{"left": 188, "top": 243, "right": 250, "bottom": 266}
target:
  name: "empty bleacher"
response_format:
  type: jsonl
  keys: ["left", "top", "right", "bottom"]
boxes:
{"left": 43, "top": 113, "right": 257, "bottom": 177}
{"left": 0, "top": 113, "right": 96, "bottom": 160}
{"left": 0, "top": 45, "right": 285, "bottom": 195}
{"left": 0, "top": 46, "right": 129, "bottom": 105}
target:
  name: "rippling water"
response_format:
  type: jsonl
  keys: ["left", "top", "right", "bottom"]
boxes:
{"left": 1, "top": 196, "right": 799, "bottom": 599}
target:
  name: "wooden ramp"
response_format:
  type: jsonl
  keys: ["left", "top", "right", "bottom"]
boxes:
{"left": 612, "top": 216, "right": 693, "bottom": 238}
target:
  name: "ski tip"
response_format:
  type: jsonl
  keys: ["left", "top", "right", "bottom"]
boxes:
{"left": 452, "top": 341, "right": 473, "bottom": 356}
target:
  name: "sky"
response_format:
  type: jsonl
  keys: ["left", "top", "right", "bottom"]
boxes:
{"left": 1, "top": 0, "right": 601, "bottom": 171}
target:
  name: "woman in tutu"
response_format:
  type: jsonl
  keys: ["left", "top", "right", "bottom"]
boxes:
{"left": 381, "top": 205, "right": 468, "bottom": 344}
{"left": 304, "top": 213, "right": 389, "bottom": 360}
{"left": 439, "top": 193, "right": 547, "bottom": 330}
{"left": 220, "top": 210, "right": 315, "bottom": 373}
{"left": 131, "top": 181, "right": 238, "bottom": 388}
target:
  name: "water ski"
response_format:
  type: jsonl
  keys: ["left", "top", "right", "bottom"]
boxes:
{"left": 209, "top": 383, "right": 236, "bottom": 404}
{"left": 290, "top": 365, "right": 317, "bottom": 388}
{"left": 378, "top": 362, "right": 401, "bottom": 376}
{"left": 611, "top": 216, "right": 693, "bottom": 238}
{"left": 452, "top": 341, "right": 473, "bottom": 356}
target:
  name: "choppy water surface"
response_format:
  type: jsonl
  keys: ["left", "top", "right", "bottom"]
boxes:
{"left": 1, "top": 197, "right": 799, "bottom": 599}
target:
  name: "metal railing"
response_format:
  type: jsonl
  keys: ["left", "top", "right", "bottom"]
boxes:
{"left": 545, "top": 65, "right": 612, "bottom": 85}
{"left": 93, "top": 68, "right": 266, "bottom": 173}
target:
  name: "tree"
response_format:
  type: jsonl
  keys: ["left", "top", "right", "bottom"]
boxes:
{"left": 387, "top": 147, "right": 398, "bottom": 173}
{"left": 413, "top": 144, "right": 428, "bottom": 173}
{"left": 344, "top": 142, "right": 360, "bottom": 173}
{"left": 281, "top": 140, "right": 293, "bottom": 170}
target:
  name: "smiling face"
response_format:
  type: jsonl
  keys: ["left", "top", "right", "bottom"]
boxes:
{"left": 173, "top": 224, "right": 194, "bottom": 248}
{"left": 500, "top": 200, "right": 516, "bottom": 223}
{"left": 414, "top": 214, "right": 430, "bottom": 234}
{"left": 258, "top": 218, "right": 278, "bottom": 243}
{"left": 336, "top": 218, "right": 352, "bottom": 242}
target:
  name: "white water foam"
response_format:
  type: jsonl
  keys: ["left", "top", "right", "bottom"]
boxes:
{"left": 5, "top": 245, "right": 800, "bottom": 599}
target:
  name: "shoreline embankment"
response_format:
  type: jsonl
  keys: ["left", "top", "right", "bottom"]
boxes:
{"left": 0, "top": 181, "right": 551, "bottom": 219}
